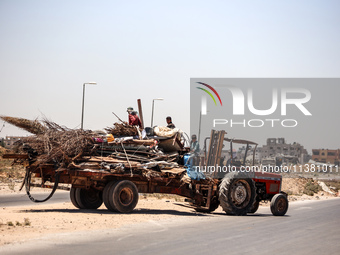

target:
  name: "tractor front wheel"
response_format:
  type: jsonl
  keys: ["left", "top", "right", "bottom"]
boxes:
{"left": 270, "top": 193, "right": 288, "bottom": 216}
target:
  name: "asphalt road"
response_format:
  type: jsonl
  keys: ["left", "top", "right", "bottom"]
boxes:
{"left": 0, "top": 191, "right": 70, "bottom": 207}
{"left": 1, "top": 198, "right": 339, "bottom": 255}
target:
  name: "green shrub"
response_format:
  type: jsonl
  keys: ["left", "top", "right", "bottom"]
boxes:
{"left": 303, "top": 180, "right": 321, "bottom": 196}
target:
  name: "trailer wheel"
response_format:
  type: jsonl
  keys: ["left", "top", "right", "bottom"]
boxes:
{"left": 106, "top": 180, "right": 139, "bottom": 213}
{"left": 209, "top": 197, "right": 220, "bottom": 212}
{"left": 103, "top": 181, "right": 117, "bottom": 211}
{"left": 270, "top": 193, "right": 288, "bottom": 216}
{"left": 75, "top": 187, "right": 103, "bottom": 209}
{"left": 70, "top": 187, "right": 81, "bottom": 209}
{"left": 248, "top": 200, "right": 260, "bottom": 214}
{"left": 193, "top": 197, "right": 220, "bottom": 213}
{"left": 219, "top": 171, "right": 256, "bottom": 216}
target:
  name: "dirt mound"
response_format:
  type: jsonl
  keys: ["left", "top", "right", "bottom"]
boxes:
{"left": 282, "top": 177, "right": 310, "bottom": 195}
{"left": 282, "top": 177, "right": 340, "bottom": 202}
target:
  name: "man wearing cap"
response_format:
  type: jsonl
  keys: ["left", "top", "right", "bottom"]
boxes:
{"left": 127, "top": 107, "right": 142, "bottom": 128}
{"left": 190, "top": 134, "right": 200, "bottom": 154}
{"left": 166, "top": 116, "right": 175, "bottom": 129}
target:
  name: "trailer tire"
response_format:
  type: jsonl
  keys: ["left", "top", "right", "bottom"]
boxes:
{"left": 103, "top": 181, "right": 118, "bottom": 211}
{"left": 75, "top": 187, "right": 103, "bottom": 209}
{"left": 270, "top": 193, "right": 288, "bottom": 216}
{"left": 107, "top": 180, "right": 139, "bottom": 213}
{"left": 70, "top": 187, "right": 81, "bottom": 209}
{"left": 219, "top": 171, "right": 256, "bottom": 216}
{"left": 193, "top": 197, "right": 220, "bottom": 213}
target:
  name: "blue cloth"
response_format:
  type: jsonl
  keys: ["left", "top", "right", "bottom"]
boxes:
{"left": 185, "top": 154, "right": 205, "bottom": 180}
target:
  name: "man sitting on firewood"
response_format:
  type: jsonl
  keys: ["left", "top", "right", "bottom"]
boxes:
{"left": 166, "top": 116, "right": 175, "bottom": 129}
{"left": 127, "top": 107, "right": 142, "bottom": 128}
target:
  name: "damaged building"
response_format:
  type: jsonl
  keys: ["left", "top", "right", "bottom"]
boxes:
{"left": 2, "top": 136, "right": 24, "bottom": 150}
{"left": 258, "top": 138, "right": 309, "bottom": 165}
{"left": 312, "top": 149, "right": 340, "bottom": 165}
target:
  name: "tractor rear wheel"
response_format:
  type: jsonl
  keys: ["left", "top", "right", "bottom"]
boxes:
{"left": 219, "top": 171, "right": 256, "bottom": 216}
{"left": 248, "top": 200, "right": 260, "bottom": 214}
{"left": 270, "top": 193, "right": 288, "bottom": 216}
{"left": 105, "top": 180, "right": 139, "bottom": 213}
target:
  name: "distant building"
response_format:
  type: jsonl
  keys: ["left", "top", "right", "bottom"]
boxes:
{"left": 258, "top": 138, "right": 309, "bottom": 164}
{"left": 236, "top": 145, "right": 260, "bottom": 163}
{"left": 221, "top": 148, "right": 237, "bottom": 161}
{"left": 3, "top": 136, "right": 23, "bottom": 150}
{"left": 312, "top": 149, "right": 340, "bottom": 165}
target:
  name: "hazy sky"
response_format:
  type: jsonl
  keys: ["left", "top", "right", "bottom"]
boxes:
{"left": 0, "top": 0, "right": 339, "bottom": 152}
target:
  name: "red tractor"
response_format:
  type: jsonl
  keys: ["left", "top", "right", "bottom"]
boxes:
{"left": 187, "top": 129, "right": 289, "bottom": 216}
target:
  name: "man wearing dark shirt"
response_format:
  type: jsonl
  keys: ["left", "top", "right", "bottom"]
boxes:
{"left": 166, "top": 116, "right": 175, "bottom": 129}
{"left": 190, "top": 134, "right": 200, "bottom": 154}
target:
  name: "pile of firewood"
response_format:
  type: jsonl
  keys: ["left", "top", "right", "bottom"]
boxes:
{"left": 0, "top": 116, "right": 179, "bottom": 172}
{"left": 105, "top": 122, "right": 139, "bottom": 136}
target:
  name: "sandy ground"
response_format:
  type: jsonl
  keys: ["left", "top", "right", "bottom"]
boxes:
{"left": 0, "top": 177, "right": 339, "bottom": 247}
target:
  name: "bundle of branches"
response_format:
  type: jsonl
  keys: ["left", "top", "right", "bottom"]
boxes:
{"left": 0, "top": 116, "right": 47, "bottom": 135}
{"left": 18, "top": 120, "right": 95, "bottom": 167}
{"left": 105, "top": 122, "right": 139, "bottom": 136}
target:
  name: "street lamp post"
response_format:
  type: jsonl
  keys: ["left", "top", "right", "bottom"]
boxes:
{"left": 81, "top": 82, "right": 97, "bottom": 130}
{"left": 151, "top": 98, "right": 164, "bottom": 127}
